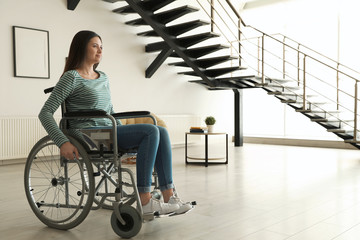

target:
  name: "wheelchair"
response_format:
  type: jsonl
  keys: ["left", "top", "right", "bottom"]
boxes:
{"left": 24, "top": 87, "right": 195, "bottom": 238}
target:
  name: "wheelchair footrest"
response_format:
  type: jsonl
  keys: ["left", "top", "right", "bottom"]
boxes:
{"left": 143, "top": 213, "right": 155, "bottom": 222}
{"left": 145, "top": 201, "right": 196, "bottom": 219}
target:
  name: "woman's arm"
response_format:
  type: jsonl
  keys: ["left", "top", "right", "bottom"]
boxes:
{"left": 38, "top": 71, "right": 76, "bottom": 148}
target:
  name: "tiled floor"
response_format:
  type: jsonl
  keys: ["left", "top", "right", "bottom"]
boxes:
{"left": 2, "top": 143, "right": 360, "bottom": 239}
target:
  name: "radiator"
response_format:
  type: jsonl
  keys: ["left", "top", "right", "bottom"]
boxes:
{"left": 0, "top": 116, "right": 61, "bottom": 161}
{"left": 0, "top": 115, "right": 200, "bottom": 161}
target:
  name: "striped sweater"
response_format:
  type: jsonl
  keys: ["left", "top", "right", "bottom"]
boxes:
{"left": 39, "top": 70, "right": 118, "bottom": 147}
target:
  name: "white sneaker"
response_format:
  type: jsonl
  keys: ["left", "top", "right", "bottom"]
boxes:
{"left": 142, "top": 198, "right": 180, "bottom": 215}
{"left": 168, "top": 195, "right": 193, "bottom": 214}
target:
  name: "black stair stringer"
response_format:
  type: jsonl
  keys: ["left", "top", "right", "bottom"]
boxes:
{"left": 122, "top": 0, "right": 216, "bottom": 87}
{"left": 146, "top": 45, "right": 173, "bottom": 78}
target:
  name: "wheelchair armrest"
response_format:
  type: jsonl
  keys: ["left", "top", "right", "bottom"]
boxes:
{"left": 112, "top": 111, "right": 150, "bottom": 118}
{"left": 112, "top": 111, "right": 157, "bottom": 125}
{"left": 64, "top": 110, "right": 108, "bottom": 117}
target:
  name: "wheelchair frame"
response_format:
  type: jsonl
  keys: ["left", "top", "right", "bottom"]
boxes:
{"left": 24, "top": 87, "right": 160, "bottom": 238}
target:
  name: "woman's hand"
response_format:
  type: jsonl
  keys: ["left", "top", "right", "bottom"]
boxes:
{"left": 60, "top": 142, "right": 79, "bottom": 160}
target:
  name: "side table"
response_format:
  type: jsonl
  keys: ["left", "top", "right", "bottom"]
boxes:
{"left": 185, "top": 132, "right": 228, "bottom": 167}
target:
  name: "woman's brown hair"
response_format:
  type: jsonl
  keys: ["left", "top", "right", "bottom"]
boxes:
{"left": 63, "top": 30, "right": 102, "bottom": 74}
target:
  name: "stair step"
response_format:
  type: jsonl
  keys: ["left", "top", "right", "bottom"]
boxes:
{"left": 280, "top": 99, "right": 297, "bottom": 103}
{"left": 189, "top": 77, "right": 258, "bottom": 89}
{"left": 145, "top": 42, "right": 169, "bottom": 53}
{"left": 296, "top": 109, "right": 341, "bottom": 114}
{"left": 103, "top": 0, "right": 123, "bottom": 3}
{"left": 253, "top": 76, "right": 295, "bottom": 85}
{"left": 169, "top": 55, "right": 238, "bottom": 68}
{"left": 328, "top": 128, "right": 354, "bottom": 133}
{"left": 177, "top": 32, "right": 220, "bottom": 48}
{"left": 344, "top": 139, "right": 360, "bottom": 143}
{"left": 138, "top": 20, "right": 210, "bottom": 37}
{"left": 113, "top": 5, "right": 136, "bottom": 14}
{"left": 219, "top": 78, "right": 257, "bottom": 88}
{"left": 301, "top": 110, "right": 343, "bottom": 120}
{"left": 277, "top": 93, "right": 316, "bottom": 98}
{"left": 287, "top": 101, "right": 329, "bottom": 111}
{"left": 289, "top": 101, "right": 328, "bottom": 106}
{"left": 125, "top": 5, "right": 199, "bottom": 26}
{"left": 275, "top": 94, "right": 317, "bottom": 104}
{"left": 114, "top": 0, "right": 179, "bottom": 15}
{"left": 296, "top": 109, "right": 312, "bottom": 113}
{"left": 170, "top": 44, "right": 229, "bottom": 58}
{"left": 311, "top": 118, "right": 352, "bottom": 123}
{"left": 146, "top": 32, "right": 220, "bottom": 51}
{"left": 141, "top": 0, "right": 176, "bottom": 12}
{"left": 197, "top": 75, "right": 259, "bottom": 88}
{"left": 262, "top": 84, "right": 301, "bottom": 92}
{"left": 179, "top": 66, "right": 245, "bottom": 78}
{"left": 188, "top": 79, "right": 217, "bottom": 88}
{"left": 210, "top": 75, "right": 270, "bottom": 88}
{"left": 333, "top": 132, "right": 355, "bottom": 140}
{"left": 216, "top": 75, "right": 259, "bottom": 88}
{"left": 267, "top": 90, "right": 299, "bottom": 95}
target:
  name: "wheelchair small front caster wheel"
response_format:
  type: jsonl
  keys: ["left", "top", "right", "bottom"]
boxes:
{"left": 111, "top": 204, "right": 142, "bottom": 238}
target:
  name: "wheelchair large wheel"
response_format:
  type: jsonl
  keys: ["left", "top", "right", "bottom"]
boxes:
{"left": 24, "top": 135, "right": 95, "bottom": 230}
{"left": 111, "top": 204, "right": 142, "bottom": 239}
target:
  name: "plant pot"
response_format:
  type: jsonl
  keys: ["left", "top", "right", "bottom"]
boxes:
{"left": 207, "top": 125, "right": 214, "bottom": 133}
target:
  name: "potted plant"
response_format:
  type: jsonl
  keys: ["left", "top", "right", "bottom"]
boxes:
{"left": 205, "top": 116, "right": 216, "bottom": 133}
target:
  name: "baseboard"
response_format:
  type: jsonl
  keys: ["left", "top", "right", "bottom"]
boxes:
{"left": 1, "top": 138, "right": 356, "bottom": 166}
{"left": 243, "top": 136, "right": 357, "bottom": 150}
{"left": 0, "top": 158, "right": 27, "bottom": 166}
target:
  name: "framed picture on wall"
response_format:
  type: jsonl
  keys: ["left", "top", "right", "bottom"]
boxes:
{"left": 12, "top": 26, "right": 50, "bottom": 79}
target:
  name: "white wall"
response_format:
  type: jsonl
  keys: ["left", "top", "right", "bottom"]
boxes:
{"left": 2, "top": 0, "right": 357, "bottom": 147}
{"left": 0, "top": 0, "right": 234, "bottom": 134}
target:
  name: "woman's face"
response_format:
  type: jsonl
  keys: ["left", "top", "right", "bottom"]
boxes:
{"left": 85, "top": 36, "right": 102, "bottom": 65}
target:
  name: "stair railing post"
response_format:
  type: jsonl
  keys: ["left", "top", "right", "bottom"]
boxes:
{"left": 257, "top": 37, "right": 261, "bottom": 76}
{"left": 354, "top": 81, "right": 358, "bottom": 141}
{"left": 211, "top": 0, "right": 214, "bottom": 32}
{"left": 283, "top": 36, "right": 286, "bottom": 79}
{"left": 238, "top": 19, "right": 242, "bottom": 66}
{"left": 337, "top": 63, "right": 340, "bottom": 110}
{"left": 297, "top": 44, "right": 300, "bottom": 86}
{"left": 261, "top": 34, "right": 265, "bottom": 84}
{"left": 302, "top": 55, "right": 307, "bottom": 110}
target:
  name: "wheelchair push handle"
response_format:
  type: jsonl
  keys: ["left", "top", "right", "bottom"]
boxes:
{"left": 44, "top": 87, "right": 54, "bottom": 94}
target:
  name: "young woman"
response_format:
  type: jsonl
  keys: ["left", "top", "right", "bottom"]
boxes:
{"left": 39, "top": 30, "right": 191, "bottom": 215}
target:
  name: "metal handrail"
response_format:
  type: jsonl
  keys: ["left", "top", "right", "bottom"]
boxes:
{"left": 271, "top": 33, "right": 360, "bottom": 78}
{"left": 244, "top": 26, "right": 359, "bottom": 83}
{"left": 197, "top": 0, "right": 360, "bottom": 141}
{"left": 215, "top": 0, "right": 360, "bottom": 81}
{"left": 203, "top": 0, "right": 359, "bottom": 83}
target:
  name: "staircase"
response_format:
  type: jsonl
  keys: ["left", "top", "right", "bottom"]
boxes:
{"left": 102, "top": 0, "right": 360, "bottom": 150}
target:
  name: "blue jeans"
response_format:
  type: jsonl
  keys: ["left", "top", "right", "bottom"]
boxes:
{"left": 116, "top": 124, "right": 174, "bottom": 193}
